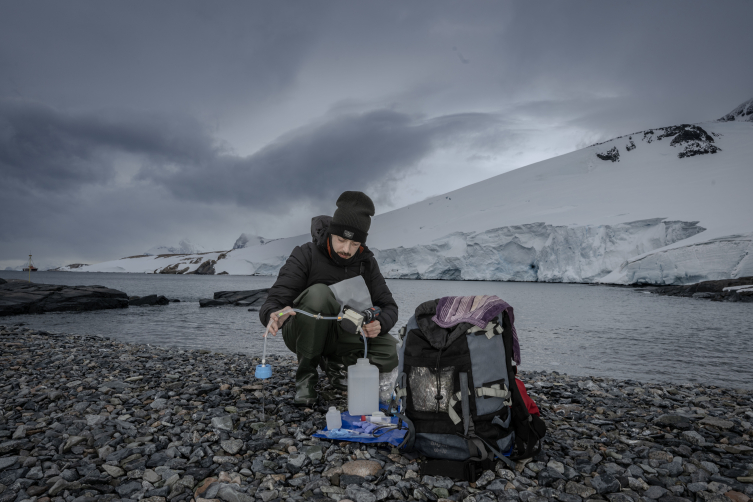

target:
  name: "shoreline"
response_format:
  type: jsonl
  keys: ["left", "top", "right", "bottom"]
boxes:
{"left": 1, "top": 326, "right": 752, "bottom": 502}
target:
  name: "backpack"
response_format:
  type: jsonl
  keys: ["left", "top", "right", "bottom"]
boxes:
{"left": 390, "top": 298, "right": 546, "bottom": 481}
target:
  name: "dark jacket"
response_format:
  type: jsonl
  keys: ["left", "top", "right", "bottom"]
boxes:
{"left": 259, "top": 216, "right": 398, "bottom": 335}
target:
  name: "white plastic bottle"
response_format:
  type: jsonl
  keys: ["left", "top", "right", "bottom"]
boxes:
{"left": 348, "top": 358, "right": 379, "bottom": 416}
{"left": 326, "top": 406, "right": 342, "bottom": 430}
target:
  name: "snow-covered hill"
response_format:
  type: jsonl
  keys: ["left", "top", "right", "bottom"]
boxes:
{"left": 67, "top": 100, "right": 753, "bottom": 284}
{"left": 144, "top": 238, "right": 206, "bottom": 256}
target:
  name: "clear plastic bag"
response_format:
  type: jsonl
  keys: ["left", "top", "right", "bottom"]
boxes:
{"left": 408, "top": 366, "right": 455, "bottom": 413}
{"left": 379, "top": 366, "right": 398, "bottom": 405}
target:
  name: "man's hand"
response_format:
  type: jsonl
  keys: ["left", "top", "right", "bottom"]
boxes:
{"left": 362, "top": 320, "right": 381, "bottom": 338}
{"left": 266, "top": 306, "right": 295, "bottom": 336}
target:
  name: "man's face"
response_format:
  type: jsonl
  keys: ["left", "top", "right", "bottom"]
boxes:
{"left": 332, "top": 234, "right": 361, "bottom": 259}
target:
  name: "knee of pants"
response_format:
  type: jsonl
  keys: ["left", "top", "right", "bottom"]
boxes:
{"left": 296, "top": 283, "right": 338, "bottom": 314}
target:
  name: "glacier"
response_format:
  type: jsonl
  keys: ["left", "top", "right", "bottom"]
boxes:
{"left": 65, "top": 100, "right": 753, "bottom": 285}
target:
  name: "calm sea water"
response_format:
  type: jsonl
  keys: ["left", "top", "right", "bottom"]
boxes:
{"left": 1, "top": 271, "right": 752, "bottom": 388}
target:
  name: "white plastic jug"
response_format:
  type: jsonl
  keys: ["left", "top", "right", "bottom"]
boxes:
{"left": 347, "top": 358, "right": 379, "bottom": 416}
{"left": 326, "top": 406, "right": 342, "bottom": 430}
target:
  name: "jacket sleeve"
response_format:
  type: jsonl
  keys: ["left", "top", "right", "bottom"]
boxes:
{"left": 259, "top": 245, "right": 310, "bottom": 328}
{"left": 366, "top": 258, "right": 399, "bottom": 335}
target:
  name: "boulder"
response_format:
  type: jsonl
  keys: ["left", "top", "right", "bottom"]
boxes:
{"left": 0, "top": 281, "right": 128, "bottom": 316}
{"left": 199, "top": 298, "right": 231, "bottom": 308}
{"left": 211, "top": 289, "right": 269, "bottom": 309}
{"left": 0, "top": 277, "right": 6, "bottom": 285}
{"left": 129, "top": 294, "right": 170, "bottom": 306}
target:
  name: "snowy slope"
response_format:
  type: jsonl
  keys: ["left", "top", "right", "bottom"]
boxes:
{"left": 70, "top": 103, "right": 753, "bottom": 284}
{"left": 144, "top": 238, "right": 206, "bottom": 256}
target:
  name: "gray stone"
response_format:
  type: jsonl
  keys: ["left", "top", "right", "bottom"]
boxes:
{"left": 85, "top": 414, "right": 107, "bottom": 426}
{"left": 565, "top": 481, "right": 596, "bottom": 498}
{"left": 346, "top": 485, "right": 377, "bottom": 502}
{"left": 221, "top": 438, "right": 243, "bottom": 455}
{"left": 116, "top": 480, "right": 143, "bottom": 498}
{"left": 218, "top": 484, "right": 254, "bottom": 502}
{"left": 556, "top": 492, "right": 583, "bottom": 502}
{"left": 682, "top": 431, "right": 706, "bottom": 445}
{"left": 700, "top": 461, "right": 719, "bottom": 475}
{"left": 101, "top": 464, "right": 124, "bottom": 477}
{"left": 687, "top": 482, "right": 708, "bottom": 493}
{"left": 63, "top": 435, "right": 87, "bottom": 452}
{"left": 700, "top": 417, "right": 734, "bottom": 429}
{"left": 149, "top": 398, "right": 168, "bottom": 410}
{"left": 0, "top": 457, "right": 18, "bottom": 471}
{"left": 654, "top": 415, "right": 693, "bottom": 430}
{"left": 645, "top": 485, "right": 668, "bottom": 499}
{"left": 211, "top": 415, "right": 234, "bottom": 431}
{"left": 288, "top": 454, "right": 306, "bottom": 468}
{"left": 302, "top": 445, "right": 323, "bottom": 460}
{"left": 548, "top": 460, "right": 565, "bottom": 474}
{"left": 11, "top": 426, "right": 25, "bottom": 440}
{"left": 591, "top": 474, "right": 621, "bottom": 495}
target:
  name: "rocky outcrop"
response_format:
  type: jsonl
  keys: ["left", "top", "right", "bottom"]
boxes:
{"left": 596, "top": 146, "right": 620, "bottom": 162}
{"left": 190, "top": 259, "right": 216, "bottom": 275}
{"left": 0, "top": 277, "right": 6, "bottom": 285}
{"left": 0, "top": 282, "right": 128, "bottom": 316}
{"left": 128, "top": 294, "right": 170, "bottom": 306}
{"left": 199, "top": 289, "right": 269, "bottom": 309}
{"left": 648, "top": 276, "right": 753, "bottom": 302}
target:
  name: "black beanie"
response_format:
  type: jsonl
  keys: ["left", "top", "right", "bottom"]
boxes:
{"left": 329, "top": 191, "right": 375, "bottom": 243}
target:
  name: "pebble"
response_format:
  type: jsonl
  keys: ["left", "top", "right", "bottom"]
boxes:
{"left": 0, "top": 325, "right": 752, "bottom": 502}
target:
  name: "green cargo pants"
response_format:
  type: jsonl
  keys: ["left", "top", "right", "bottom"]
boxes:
{"left": 282, "top": 283, "right": 398, "bottom": 372}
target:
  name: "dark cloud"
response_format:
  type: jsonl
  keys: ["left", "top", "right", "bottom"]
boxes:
{"left": 138, "top": 109, "right": 505, "bottom": 209}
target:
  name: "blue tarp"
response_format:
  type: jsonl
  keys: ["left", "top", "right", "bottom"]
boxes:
{"left": 312, "top": 411, "right": 407, "bottom": 447}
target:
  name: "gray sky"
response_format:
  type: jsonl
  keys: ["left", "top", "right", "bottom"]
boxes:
{"left": 1, "top": 1, "right": 752, "bottom": 269}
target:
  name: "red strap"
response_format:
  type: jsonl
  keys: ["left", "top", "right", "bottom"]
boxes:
{"left": 515, "top": 378, "right": 540, "bottom": 416}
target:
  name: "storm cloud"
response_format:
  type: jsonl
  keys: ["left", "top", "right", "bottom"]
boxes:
{"left": 1, "top": 0, "right": 752, "bottom": 269}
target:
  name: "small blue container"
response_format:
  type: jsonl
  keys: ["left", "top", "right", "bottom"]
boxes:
{"left": 255, "top": 364, "right": 272, "bottom": 379}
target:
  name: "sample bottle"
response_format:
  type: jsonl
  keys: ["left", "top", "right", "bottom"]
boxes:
{"left": 348, "top": 358, "right": 379, "bottom": 416}
{"left": 326, "top": 406, "right": 342, "bottom": 430}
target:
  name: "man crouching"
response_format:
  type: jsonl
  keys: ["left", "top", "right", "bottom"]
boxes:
{"left": 259, "top": 191, "right": 398, "bottom": 406}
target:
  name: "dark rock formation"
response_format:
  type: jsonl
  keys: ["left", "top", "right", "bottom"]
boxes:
{"left": 128, "top": 294, "right": 170, "bottom": 306}
{"left": 648, "top": 276, "right": 753, "bottom": 302}
{"left": 0, "top": 282, "right": 128, "bottom": 316}
{"left": 0, "top": 277, "right": 6, "bottom": 285}
{"left": 597, "top": 146, "right": 620, "bottom": 162}
{"left": 190, "top": 260, "right": 216, "bottom": 275}
{"left": 199, "top": 289, "right": 269, "bottom": 309}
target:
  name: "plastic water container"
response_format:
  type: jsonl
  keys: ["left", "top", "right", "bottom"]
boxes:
{"left": 348, "top": 358, "right": 379, "bottom": 416}
{"left": 326, "top": 407, "right": 342, "bottom": 430}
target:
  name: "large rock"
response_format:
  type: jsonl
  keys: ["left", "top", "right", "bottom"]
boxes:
{"left": 129, "top": 294, "right": 170, "bottom": 306}
{"left": 200, "top": 288, "right": 269, "bottom": 309}
{"left": 0, "top": 281, "right": 128, "bottom": 316}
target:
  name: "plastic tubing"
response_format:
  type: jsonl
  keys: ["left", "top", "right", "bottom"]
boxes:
{"left": 278, "top": 308, "right": 342, "bottom": 321}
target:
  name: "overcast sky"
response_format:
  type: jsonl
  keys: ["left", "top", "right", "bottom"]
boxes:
{"left": 1, "top": 1, "right": 752, "bottom": 269}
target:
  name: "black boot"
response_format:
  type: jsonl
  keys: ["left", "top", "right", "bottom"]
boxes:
{"left": 294, "top": 356, "right": 319, "bottom": 407}
{"left": 320, "top": 355, "right": 348, "bottom": 391}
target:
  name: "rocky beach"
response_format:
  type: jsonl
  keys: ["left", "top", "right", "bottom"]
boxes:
{"left": 1, "top": 325, "right": 752, "bottom": 502}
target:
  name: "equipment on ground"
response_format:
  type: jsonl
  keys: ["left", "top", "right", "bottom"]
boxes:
{"left": 390, "top": 303, "right": 546, "bottom": 481}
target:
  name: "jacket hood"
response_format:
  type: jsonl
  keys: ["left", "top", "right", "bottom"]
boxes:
{"left": 415, "top": 299, "right": 472, "bottom": 350}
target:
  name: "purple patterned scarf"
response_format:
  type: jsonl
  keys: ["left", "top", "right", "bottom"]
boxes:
{"left": 432, "top": 295, "right": 521, "bottom": 365}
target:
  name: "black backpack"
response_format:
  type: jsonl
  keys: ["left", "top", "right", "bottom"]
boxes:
{"left": 391, "top": 299, "right": 546, "bottom": 481}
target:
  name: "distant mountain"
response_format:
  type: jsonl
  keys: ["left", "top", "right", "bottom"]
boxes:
{"left": 144, "top": 238, "right": 206, "bottom": 256}
{"left": 232, "top": 233, "right": 271, "bottom": 249}
{"left": 719, "top": 97, "right": 753, "bottom": 123}
{"left": 69, "top": 98, "right": 753, "bottom": 285}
